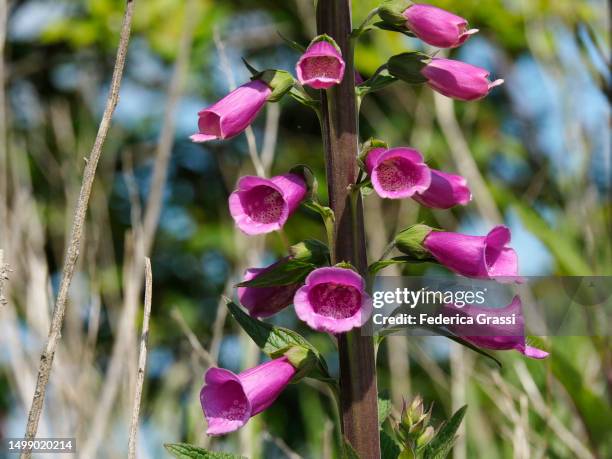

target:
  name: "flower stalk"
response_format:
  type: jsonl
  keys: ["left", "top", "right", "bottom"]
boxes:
{"left": 316, "top": 1, "right": 380, "bottom": 456}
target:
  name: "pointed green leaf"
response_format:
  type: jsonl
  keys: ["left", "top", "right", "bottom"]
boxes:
{"left": 422, "top": 406, "right": 467, "bottom": 459}
{"left": 277, "top": 31, "right": 306, "bottom": 52}
{"left": 164, "top": 443, "right": 242, "bottom": 459}
{"left": 226, "top": 301, "right": 332, "bottom": 382}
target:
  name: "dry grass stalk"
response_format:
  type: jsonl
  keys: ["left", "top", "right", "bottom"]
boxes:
{"left": 21, "top": 1, "right": 136, "bottom": 454}
{"left": 128, "top": 257, "right": 153, "bottom": 459}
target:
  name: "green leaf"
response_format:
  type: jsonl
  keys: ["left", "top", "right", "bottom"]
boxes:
{"left": 373, "top": 21, "right": 414, "bottom": 37}
{"left": 377, "top": 325, "right": 502, "bottom": 368}
{"left": 236, "top": 239, "right": 329, "bottom": 289}
{"left": 226, "top": 301, "right": 332, "bottom": 382}
{"left": 164, "top": 443, "right": 242, "bottom": 459}
{"left": 422, "top": 406, "right": 467, "bottom": 459}
{"left": 236, "top": 259, "right": 315, "bottom": 288}
{"left": 378, "top": 391, "right": 392, "bottom": 425}
{"left": 368, "top": 256, "right": 422, "bottom": 275}
{"left": 427, "top": 327, "right": 502, "bottom": 368}
{"left": 380, "top": 430, "right": 401, "bottom": 459}
{"left": 289, "top": 87, "right": 320, "bottom": 110}
{"left": 277, "top": 31, "right": 306, "bottom": 52}
{"left": 357, "top": 73, "right": 398, "bottom": 97}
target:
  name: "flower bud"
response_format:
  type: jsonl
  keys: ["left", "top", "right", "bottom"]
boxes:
{"left": 237, "top": 259, "right": 301, "bottom": 318}
{"left": 413, "top": 169, "right": 472, "bottom": 209}
{"left": 421, "top": 58, "right": 504, "bottom": 101}
{"left": 403, "top": 4, "right": 478, "bottom": 48}
{"left": 296, "top": 35, "right": 345, "bottom": 89}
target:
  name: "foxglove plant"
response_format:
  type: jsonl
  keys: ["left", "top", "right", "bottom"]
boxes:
{"left": 177, "top": 2, "right": 548, "bottom": 457}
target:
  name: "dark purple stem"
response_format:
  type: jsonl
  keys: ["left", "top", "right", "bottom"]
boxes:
{"left": 316, "top": 1, "right": 380, "bottom": 457}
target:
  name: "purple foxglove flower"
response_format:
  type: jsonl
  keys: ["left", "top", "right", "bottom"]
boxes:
{"left": 191, "top": 80, "right": 271, "bottom": 142}
{"left": 294, "top": 267, "right": 372, "bottom": 333}
{"left": 403, "top": 4, "right": 478, "bottom": 48}
{"left": 424, "top": 225, "right": 519, "bottom": 281}
{"left": 237, "top": 258, "right": 301, "bottom": 318}
{"left": 413, "top": 169, "right": 472, "bottom": 209}
{"left": 364, "top": 147, "right": 431, "bottom": 199}
{"left": 442, "top": 296, "right": 549, "bottom": 359}
{"left": 229, "top": 174, "right": 307, "bottom": 235}
{"left": 200, "top": 357, "right": 296, "bottom": 435}
{"left": 421, "top": 58, "right": 504, "bottom": 101}
{"left": 296, "top": 39, "right": 345, "bottom": 89}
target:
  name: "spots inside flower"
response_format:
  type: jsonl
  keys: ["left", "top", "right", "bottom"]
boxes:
{"left": 308, "top": 282, "right": 362, "bottom": 319}
{"left": 376, "top": 157, "right": 423, "bottom": 193}
{"left": 241, "top": 185, "right": 285, "bottom": 224}
{"left": 199, "top": 112, "right": 222, "bottom": 137}
{"left": 301, "top": 56, "right": 342, "bottom": 80}
{"left": 203, "top": 380, "right": 248, "bottom": 421}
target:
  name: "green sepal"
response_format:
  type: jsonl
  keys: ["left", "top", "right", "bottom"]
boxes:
{"left": 308, "top": 33, "right": 342, "bottom": 54}
{"left": 359, "top": 138, "right": 389, "bottom": 165}
{"left": 242, "top": 58, "right": 296, "bottom": 102}
{"left": 334, "top": 261, "right": 358, "bottom": 272}
{"left": 257, "top": 69, "right": 296, "bottom": 102}
{"left": 372, "top": 21, "right": 415, "bottom": 37}
{"left": 387, "top": 52, "right": 430, "bottom": 85}
{"left": 393, "top": 224, "right": 435, "bottom": 260}
{"left": 378, "top": 0, "right": 413, "bottom": 27}
{"left": 290, "top": 238, "right": 330, "bottom": 264}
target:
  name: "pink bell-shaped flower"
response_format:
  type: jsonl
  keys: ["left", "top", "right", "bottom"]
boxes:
{"left": 364, "top": 147, "right": 431, "bottom": 199}
{"left": 442, "top": 296, "right": 549, "bottom": 359}
{"left": 403, "top": 4, "right": 478, "bottom": 48}
{"left": 421, "top": 58, "right": 504, "bottom": 101}
{"left": 229, "top": 174, "right": 307, "bottom": 235}
{"left": 201, "top": 357, "right": 296, "bottom": 435}
{"left": 296, "top": 35, "right": 345, "bottom": 89}
{"left": 294, "top": 267, "right": 372, "bottom": 333}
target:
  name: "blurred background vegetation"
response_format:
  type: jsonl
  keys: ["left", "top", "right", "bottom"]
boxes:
{"left": 0, "top": 0, "right": 610, "bottom": 458}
